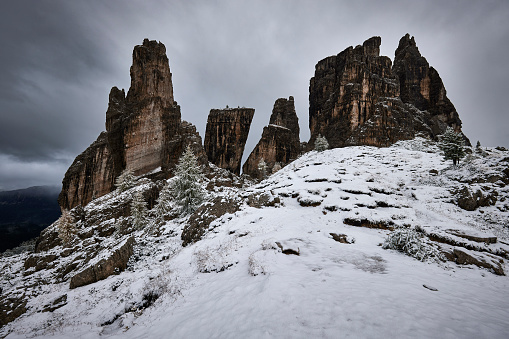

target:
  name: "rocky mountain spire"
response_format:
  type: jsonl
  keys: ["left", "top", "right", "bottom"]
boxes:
{"left": 392, "top": 34, "right": 466, "bottom": 139}
{"left": 243, "top": 97, "right": 301, "bottom": 178}
{"left": 308, "top": 34, "right": 469, "bottom": 149}
{"left": 59, "top": 39, "right": 205, "bottom": 210}
{"left": 204, "top": 107, "right": 255, "bottom": 175}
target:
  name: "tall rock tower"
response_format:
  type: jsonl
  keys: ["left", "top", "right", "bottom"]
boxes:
{"left": 59, "top": 39, "right": 206, "bottom": 210}
{"left": 243, "top": 97, "right": 300, "bottom": 178}
{"left": 204, "top": 107, "right": 255, "bottom": 175}
{"left": 308, "top": 35, "right": 469, "bottom": 149}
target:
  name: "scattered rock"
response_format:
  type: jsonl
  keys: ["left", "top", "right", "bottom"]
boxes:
{"left": 0, "top": 297, "right": 27, "bottom": 327}
{"left": 42, "top": 294, "right": 67, "bottom": 313}
{"left": 445, "top": 229, "right": 497, "bottom": 244}
{"left": 423, "top": 284, "right": 438, "bottom": 291}
{"left": 456, "top": 186, "right": 498, "bottom": 211}
{"left": 246, "top": 192, "right": 280, "bottom": 208}
{"left": 343, "top": 218, "right": 394, "bottom": 230}
{"left": 452, "top": 248, "right": 504, "bottom": 276}
{"left": 330, "top": 233, "right": 354, "bottom": 244}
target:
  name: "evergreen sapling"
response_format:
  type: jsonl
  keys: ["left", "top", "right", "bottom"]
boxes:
{"left": 314, "top": 134, "right": 329, "bottom": 152}
{"left": 170, "top": 145, "right": 206, "bottom": 215}
{"left": 131, "top": 191, "right": 148, "bottom": 229}
{"left": 115, "top": 168, "right": 136, "bottom": 192}
{"left": 438, "top": 127, "right": 465, "bottom": 165}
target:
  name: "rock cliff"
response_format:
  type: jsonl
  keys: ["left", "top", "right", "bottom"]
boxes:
{"left": 309, "top": 35, "right": 468, "bottom": 148}
{"left": 204, "top": 107, "right": 255, "bottom": 175}
{"left": 243, "top": 97, "right": 300, "bottom": 178}
{"left": 59, "top": 39, "right": 206, "bottom": 210}
{"left": 392, "top": 34, "right": 466, "bottom": 140}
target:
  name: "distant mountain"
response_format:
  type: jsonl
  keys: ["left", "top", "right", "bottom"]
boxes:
{"left": 0, "top": 185, "right": 61, "bottom": 252}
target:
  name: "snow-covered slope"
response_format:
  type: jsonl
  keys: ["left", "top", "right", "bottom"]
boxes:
{"left": 1, "top": 139, "right": 509, "bottom": 338}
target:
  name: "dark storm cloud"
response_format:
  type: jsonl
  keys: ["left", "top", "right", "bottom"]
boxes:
{"left": 1, "top": 0, "right": 508, "bottom": 190}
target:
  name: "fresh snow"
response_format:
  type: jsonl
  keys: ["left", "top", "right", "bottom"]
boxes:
{"left": 1, "top": 138, "right": 508, "bottom": 338}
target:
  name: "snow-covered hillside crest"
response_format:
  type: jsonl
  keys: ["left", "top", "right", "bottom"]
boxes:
{"left": 1, "top": 138, "right": 509, "bottom": 338}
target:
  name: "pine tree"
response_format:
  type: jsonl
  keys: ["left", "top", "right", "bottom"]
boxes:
{"left": 475, "top": 140, "right": 483, "bottom": 154}
{"left": 314, "top": 134, "right": 329, "bottom": 152}
{"left": 131, "top": 191, "right": 147, "bottom": 229}
{"left": 57, "top": 209, "right": 77, "bottom": 245}
{"left": 154, "top": 182, "right": 173, "bottom": 220}
{"left": 170, "top": 145, "right": 205, "bottom": 215}
{"left": 115, "top": 168, "right": 136, "bottom": 192}
{"left": 438, "top": 127, "right": 466, "bottom": 166}
{"left": 258, "top": 158, "right": 268, "bottom": 179}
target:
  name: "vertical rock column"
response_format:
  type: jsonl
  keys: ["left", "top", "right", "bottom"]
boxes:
{"left": 204, "top": 107, "right": 255, "bottom": 175}
{"left": 243, "top": 97, "right": 300, "bottom": 178}
{"left": 308, "top": 36, "right": 400, "bottom": 148}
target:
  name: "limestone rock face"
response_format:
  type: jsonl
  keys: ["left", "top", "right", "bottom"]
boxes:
{"left": 58, "top": 132, "right": 115, "bottom": 211}
{"left": 204, "top": 107, "right": 255, "bottom": 175}
{"left": 309, "top": 35, "right": 469, "bottom": 149}
{"left": 392, "top": 34, "right": 464, "bottom": 139}
{"left": 243, "top": 97, "right": 301, "bottom": 178}
{"left": 59, "top": 39, "right": 205, "bottom": 210}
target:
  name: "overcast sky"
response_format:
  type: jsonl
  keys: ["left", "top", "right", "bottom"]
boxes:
{"left": 0, "top": 0, "right": 508, "bottom": 191}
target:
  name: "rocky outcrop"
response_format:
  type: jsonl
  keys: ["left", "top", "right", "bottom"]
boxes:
{"left": 204, "top": 107, "right": 254, "bottom": 175}
{"left": 309, "top": 35, "right": 469, "bottom": 149}
{"left": 243, "top": 97, "right": 300, "bottom": 178}
{"left": 69, "top": 236, "right": 135, "bottom": 289}
{"left": 59, "top": 39, "right": 206, "bottom": 210}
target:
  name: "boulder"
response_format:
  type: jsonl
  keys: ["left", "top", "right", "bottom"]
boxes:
{"left": 69, "top": 236, "right": 135, "bottom": 289}
{"left": 456, "top": 186, "right": 498, "bottom": 211}
{"left": 453, "top": 248, "right": 504, "bottom": 275}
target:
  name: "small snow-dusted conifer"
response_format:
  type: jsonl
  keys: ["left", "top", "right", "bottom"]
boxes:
{"left": 170, "top": 145, "right": 205, "bottom": 215}
{"left": 131, "top": 191, "right": 147, "bottom": 229}
{"left": 57, "top": 209, "right": 77, "bottom": 245}
{"left": 475, "top": 140, "right": 483, "bottom": 154}
{"left": 272, "top": 162, "right": 282, "bottom": 174}
{"left": 314, "top": 134, "right": 329, "bottom": 152}
{"left": 438, "top": 127, "right": 465, "bottom": 166}
{"left": 258, "top": 158, "right": 268, "bottom": 178}
{"left": 154, "top": 182, "right": 172, "bottom": 220}
{"left": 115, "top": 168, "right": 136, "bottom": 192}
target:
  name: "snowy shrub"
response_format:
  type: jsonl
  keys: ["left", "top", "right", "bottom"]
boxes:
{"left": 57, "top": 209, "right": 77, "bottom": 245}
{"left": 439, "top": 127, "right": 466, "bottom": 166}
{"left": 314, "top": 134, "right": 329, "bottom": 152}
{"left": 131, "top": 191, "right": 147, "bottom": 230}
{"left": 382, "top": 227, "right": 443, "bottom": 262}
{"left": 170, "top": 145, "right": 206, "bottom": 215}
{"left": 272, "top": 162, "right": 282, "bottom": 174}
{"left": 115, "top": 168, "right": 136, "bottom": 192}
{"left": 261, "top": 239, "right": 279, "bottom": 251}
{"left": 258, "top": 158, "right": 268, "bottom": 178}
{"left": 194, "top": 240, "right": 236, "bottom": 273}
{"left": 248, "top": 252, "right": 267, "bottom": 276}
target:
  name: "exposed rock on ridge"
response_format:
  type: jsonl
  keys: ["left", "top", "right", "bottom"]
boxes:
{"left": 59, "top": 39, "right": 206, "bottom": 210}
{"left": 309, "top": 35, "right": 469, "bottom": 148}
{"left": 243, "top": 97, "right": 301, "bottom": 178}
{"left": 204, "top": 107, "right": 255, "bottom": 175}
